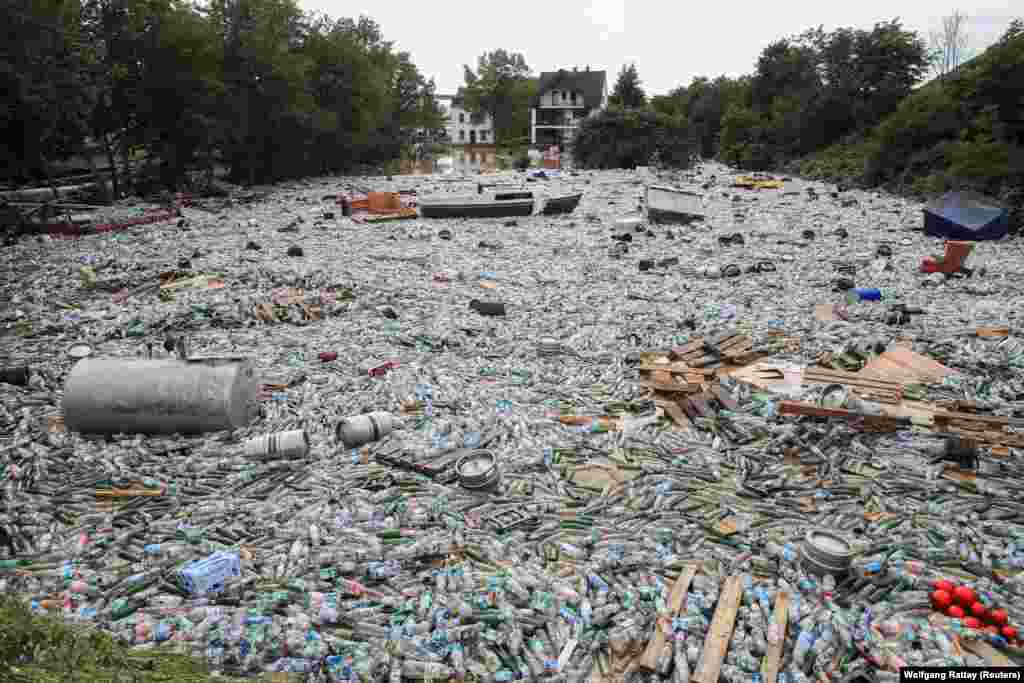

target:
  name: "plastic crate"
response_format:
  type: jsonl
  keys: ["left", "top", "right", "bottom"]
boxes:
{"left": 177, "top": 551, "right": 241, "bottom": 596}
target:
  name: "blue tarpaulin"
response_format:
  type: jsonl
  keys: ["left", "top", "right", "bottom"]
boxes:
{"left": 923, "top": 191, "right": 1009, "bottom": 241}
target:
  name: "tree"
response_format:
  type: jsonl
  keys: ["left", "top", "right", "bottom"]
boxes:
{"left": 461, "top": 50, "right": 535, "bottom": 144}
{"left": 929, "top": 10, "right": 971, "bottom": 78}
{"left": 572, "top": 108, "right": 691, "bottom": 169}
{"left": 609, "top": 62, "right": 646, "bottom": 109}
{"left": 1, "top": 0, "right": 92, "bottom": 181}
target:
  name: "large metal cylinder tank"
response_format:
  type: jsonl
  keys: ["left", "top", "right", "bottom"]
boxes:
{"left": 63, "top": 357, "right": 259, "bottom": 435}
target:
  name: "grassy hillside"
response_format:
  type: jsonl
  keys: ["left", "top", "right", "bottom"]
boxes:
{"left": 795, "top": 20, "right": 1024, "bottom": 228}
{"left": 0, "top": 595, "right": 245, "bottom": 683}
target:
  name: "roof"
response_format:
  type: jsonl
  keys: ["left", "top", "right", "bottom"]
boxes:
{"left": 532, "top": 69, "right": 607, "bottom": 108}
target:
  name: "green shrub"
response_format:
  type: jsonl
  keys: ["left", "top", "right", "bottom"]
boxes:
{"left": 0, "top": 595, "right": 241, "bottom": 682}
{"left": 572, "top": 109, "right": 694, "bottom": 169}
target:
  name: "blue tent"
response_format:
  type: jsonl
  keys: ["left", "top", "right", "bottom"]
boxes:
{"left": 924, "top": 191, "right": 1009, "bottom": 241}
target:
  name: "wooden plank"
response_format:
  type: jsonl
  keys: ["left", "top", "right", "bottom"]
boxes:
{"left": 639, "top": 379, "right": 702, "bottom": 394}
{"left": 656, "top": 400, "right": 692, "bottom": 430}
{"left": 761, "top": 591, "right": 790, "bottom": 683}
{"left": 639, "top": 564, "right": 698, "bottom": 671}
{"left": 802, "top": 368, "right": 904, "bottom": 390}
{"left": 670, "top": 339, "right": 706, "bottom": 358}
{"left": 693, "top": 575, "right": 743, "bottom": 683}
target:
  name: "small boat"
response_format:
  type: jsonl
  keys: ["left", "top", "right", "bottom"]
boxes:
{"left": 418, "top": 194, "right": 535, "bottom": 219}
{"left": 646, "top": 184, "right": 705, "bottom": 225}
{"left": 541, "top": 192, "right": 583, "bottom": 215}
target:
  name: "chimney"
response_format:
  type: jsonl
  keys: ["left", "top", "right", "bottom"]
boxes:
{"left": 585, "top": 65, "right": 590, "bottom": 72}
{"left": 573, "top": 66, "right": 578, "bottom": 72}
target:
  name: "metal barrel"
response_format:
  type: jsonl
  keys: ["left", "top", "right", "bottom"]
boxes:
{"left": 0, "top": 365, "right": 30, "bottom": 386}
{"left": 336, "top": 412, "right": 394, "bottom": 449}
{"left": 62, "top": 358, "right": 259, "bottom": 435}
{"left": 244, "top": 430, "right": 309, "bottom": 459}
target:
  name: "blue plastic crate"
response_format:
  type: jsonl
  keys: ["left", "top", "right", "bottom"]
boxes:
{"left": 177, "top": 551, "right": 240, "bottom": 596}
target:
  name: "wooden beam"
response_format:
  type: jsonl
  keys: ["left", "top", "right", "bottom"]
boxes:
{"left": 761, "top": 591, "right": 790, "bottom": 683}
{"left": 693, "top": 575, "right": 743, "bottom": 683}
{"left": 639, "top": 564, "right": 698, "bottom": 671}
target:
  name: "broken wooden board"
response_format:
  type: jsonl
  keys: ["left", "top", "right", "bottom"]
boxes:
{"left": 656, "top": 400, "right": 692, "bottom": 430}
{"left": 726, "top": 362, "right": 803, "bottom": 395}
{"left": 761, "top": 591, "right": 790, "bottom": 683}
{"left": 639, "top": 564, "right": 698, "bottom": 671}
{"left": 860, "top": 346, "right": 954, "bottom": 384}
{"left": 693, "top": 575, "right": 743, "bottom": 683}
{"left": 975, "top": 327, "right": 1010, "bottom": 338}
{"left": 814, "top": 303, "right": 839, "bottom": 321}
{"left": 639, "top": 379, "right": 702, "bottom": 394}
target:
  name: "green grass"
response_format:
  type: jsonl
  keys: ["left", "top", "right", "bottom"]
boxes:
{"left": 0, "top": 595, "right": 247, "bottom": 683}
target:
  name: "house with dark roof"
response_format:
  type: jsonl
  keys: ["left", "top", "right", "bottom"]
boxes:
{"left": 530, "top": 67, "right": 607, "bottom": 148}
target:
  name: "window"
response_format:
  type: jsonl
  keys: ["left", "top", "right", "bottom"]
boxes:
{"left": 459, "top": 113, "right": 464, "bottom": 123}
{"left": 480, "top": 131, "right": 487, "bottom": 141}
{"left": 459, "top": 130, "right": 465, "bottom": 140}
{"left": 561, "top": 91, "right": 567, "bottom": 101}
{"left": 551, "top": 90, "right": 558, "bottom": 102}
{"left": 570, "top": 91, "right": 576, "bottom": 104}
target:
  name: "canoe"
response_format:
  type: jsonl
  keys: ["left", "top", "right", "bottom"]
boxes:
{"left": 646, "top": 184, "right": 705, "bottom": 225}
{"left": 418, "top": 195, "right": 534, "bottom": 219}
{"left": 541, "top": 192, "right": 583, "bottom": 215}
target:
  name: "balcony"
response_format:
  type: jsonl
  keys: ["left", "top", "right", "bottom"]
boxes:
{"left": 534, "top": 111, "right": 583, "bottom": 127}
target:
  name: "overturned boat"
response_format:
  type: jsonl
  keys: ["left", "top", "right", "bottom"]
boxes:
{"left": 418, "top": 194, "right": 534, "bottom": 219}
{"left": 646, "top": 185, "right": 704, "bottom": 225}
{"left": 541, "top": 192, "right": 583, "bottom": 216}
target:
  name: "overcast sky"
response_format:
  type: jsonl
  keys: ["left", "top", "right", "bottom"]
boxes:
{"left": 297, "top": 1, "right": 1017, "bottom": 95}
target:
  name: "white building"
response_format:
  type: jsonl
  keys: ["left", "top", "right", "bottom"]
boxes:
{"left": 530, "top": 67, "right": 608, "bottom": 148}
{"left": 437, "top": 91, "right": 494, "bottom": 145}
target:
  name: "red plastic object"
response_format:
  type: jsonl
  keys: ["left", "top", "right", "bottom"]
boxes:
{"left": 947, "top": 605, "right": 966, "bottom": 619}
{"left": 1003, "top": 626, "right": 1019, "bottom": 639}
{"left": 970, "top": 602, "right": 987, "bottom": 619}
{"left": 933, "top": 579, "right": 955, "bottom": 593}
{"left": 953, "top": 585, "right": 976, "bottom": 606}
{"left": 368, "top": 360, "right": 399, "bottom": 377}
{"left": 931, "top": 590, "right": 952, "bottom": 610}
{"left": 963, "top": 617, "right": 982, "bottom": 630}
{"left": 990, "top": 609, "right": 1009, "bottom": 626}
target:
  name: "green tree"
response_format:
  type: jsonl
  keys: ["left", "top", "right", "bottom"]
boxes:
{"left": 609, "top": 62, "right": 646, "bottom": 109}
{"left": 1, "top": 0, "right": 92, "bottom": 181}
{"left": 461, "top": 49, "right": 535, "bottom": 144}
{"left": 572, "top": 109, "right": 691, "bottom": 169}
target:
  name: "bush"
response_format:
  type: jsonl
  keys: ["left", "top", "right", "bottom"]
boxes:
{"left": 0, "top": 594, "right": 242, "bottom": 682}
{"left": 572, "top": 109, "right": 694, "bottom": 169}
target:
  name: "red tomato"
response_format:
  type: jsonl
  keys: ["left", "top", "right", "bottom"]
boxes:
{"left": 970, "top": 602, "right": 987, "bottom": 619}
{"left": 963, "top": 617, "right": 981, "bottom": 629}
{"left": 933, "top": 579, "right": 955, "bottom": 593}
{"left": 1003, "top": 626, "right": 1019, "bottom": 640}
{"left": 931, "top": 590, "right": 952, "bottom": 610}
{"left": 947, "top": 605, "right": 966, "bottom": 619}
{"left": 953, "top": 585, "right": 976, "bottom": 606}
{"left": 990, "top": 609, "right": 1009, "bottom": 626}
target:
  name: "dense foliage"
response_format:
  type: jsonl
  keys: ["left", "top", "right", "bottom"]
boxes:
{"left": 460, "top": 50, "right": 537, "bottom": 146}
{"left": 0, "top": 594, "right": 244, "bottom": 682}
{"left": 1, "top": 0, "right": 443, "bottom": 188}
{"left": 799, "top": 20, "right": 1024, "bottom": 227}
{"left": 572, "top": 108, "right": 692, "bottom": 169}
